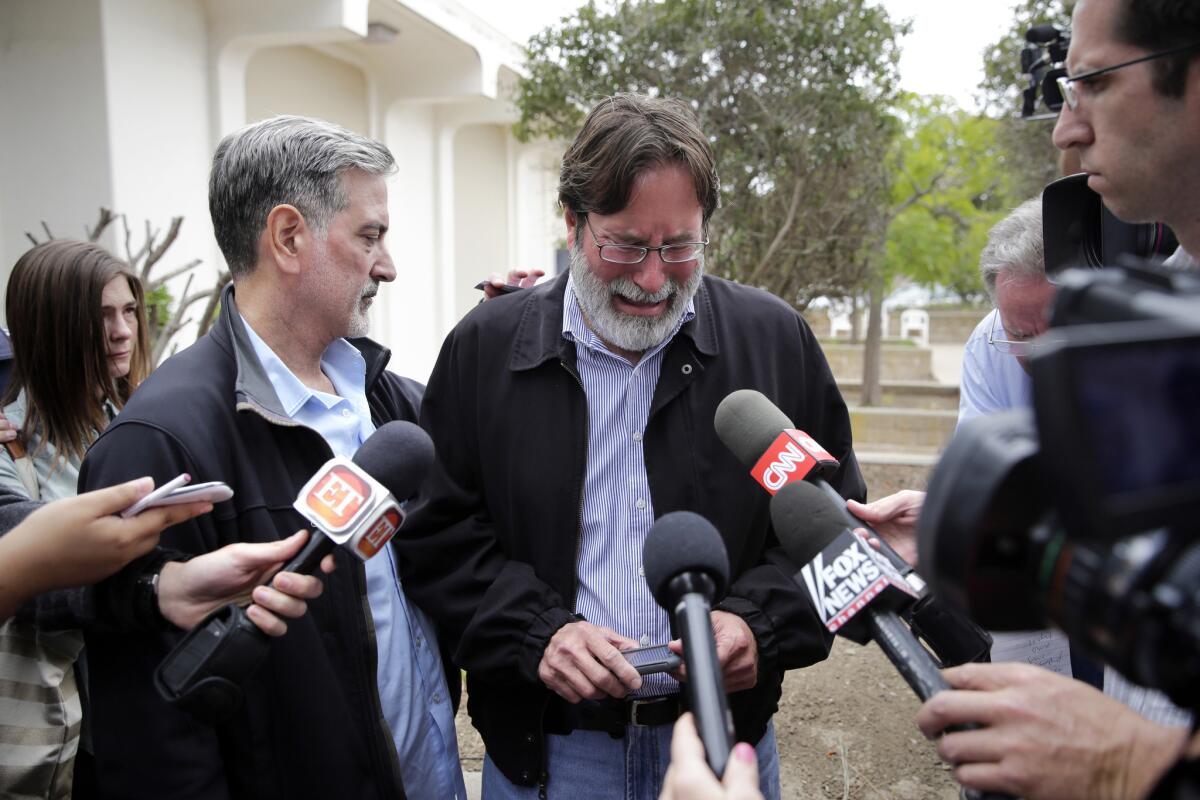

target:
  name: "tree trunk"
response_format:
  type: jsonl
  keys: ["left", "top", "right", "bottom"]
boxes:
{"left": 860, "top": 273, "right": 885, "bottom": 407}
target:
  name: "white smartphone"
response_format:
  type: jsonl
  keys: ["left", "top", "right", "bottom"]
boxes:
{"left": 121, "top": 474, "right": 233, "bottom": 518}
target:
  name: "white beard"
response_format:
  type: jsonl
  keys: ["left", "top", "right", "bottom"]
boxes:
{"left": 568, "top": 245, "right": 702, "bottom": 354}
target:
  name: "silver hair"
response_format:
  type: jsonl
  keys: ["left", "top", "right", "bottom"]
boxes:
{"left": 979, "top": 197, "right": 1045, "bottom": 303}
{"left": 209, "top": 115, "right": 396, "bottom": 277}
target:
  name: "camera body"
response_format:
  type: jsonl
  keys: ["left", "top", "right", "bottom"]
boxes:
{"left": 1021, "top": 24, "right": 1071, "bottom": 119}
{"left": 918, "top": 218, "right": 1200, "bottom": 710}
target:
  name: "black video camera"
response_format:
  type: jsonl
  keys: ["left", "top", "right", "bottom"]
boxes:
{"left": 917, "top": 250, "right": 1200, "bottom": 710}
{"left": 1021, "top": 24, "right": 1071, "bottom": 119}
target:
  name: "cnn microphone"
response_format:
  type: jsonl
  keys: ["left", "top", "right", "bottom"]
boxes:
{"left": 643, "top": 511, "right": 735, "bottom": 779}
{"left": 772, "top": 482, "right": 1014, "bottom": 800}
{"left": 153, "top": 421, "right": 435, "bottom": 722}
{"left": 714, "top": 389, "right": 992, "bottom": 667}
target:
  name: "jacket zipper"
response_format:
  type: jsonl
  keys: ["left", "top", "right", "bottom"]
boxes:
{"left": 559, "top": 359, "right": 588, "bottom": 614}
{"left": 238, "top": 399, "right": 406, "bottom": 797}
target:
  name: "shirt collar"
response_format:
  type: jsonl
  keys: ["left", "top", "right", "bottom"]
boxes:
{"left": 239, "top": 314, "right": 367, "bottom": 418}
{"left": 561, "top": 274, "right": 696, "bottom": 362}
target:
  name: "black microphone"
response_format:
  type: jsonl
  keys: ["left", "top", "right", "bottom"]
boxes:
{"left": 714, "top": 389, "right": 992, "bottom": 667}
{"left": 643, "top": 511, "right": 735, "bottom": 779}
{"left": 154, "top": 421, "right": 435, "bottom": 722}
{"left": 771, "top": 482, "right": 1014, "bottom": 800}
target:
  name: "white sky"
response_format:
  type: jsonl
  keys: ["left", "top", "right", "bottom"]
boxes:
{"left": 454, "top": 0, "right": 1019, "bottom": 110}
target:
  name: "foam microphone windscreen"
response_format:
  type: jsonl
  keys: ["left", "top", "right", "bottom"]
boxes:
{"left": 642, "top": 511, "right": 730, "bottom": 607}
{"left": 352, "top": 421, "right": 435, "bottom": 501}
{"left": 713, "top": 389, "right": 796, "bottom": 467}
{"left": 769, "top": 481, "right": 848, "bottom": 565}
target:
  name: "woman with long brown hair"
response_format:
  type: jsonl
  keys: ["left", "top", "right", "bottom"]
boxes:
{"left": 1, "top": 239, "right": 151, "bottom": 498}
{"left": 0, "top": 239, "right": 152, "bottom": 798}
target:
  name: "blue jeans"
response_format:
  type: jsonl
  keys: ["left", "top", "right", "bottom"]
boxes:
{"left": 481, "top": 720, "right": 781, "bottom": 800}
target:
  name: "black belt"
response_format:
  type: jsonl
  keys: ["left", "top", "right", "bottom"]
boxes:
{"left": 545, "top": 694, "right": 684, "bottom": 737}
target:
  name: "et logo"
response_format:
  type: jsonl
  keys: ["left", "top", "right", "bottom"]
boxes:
{"left": 303, "top": 465, "right": 372, "bottom": 532}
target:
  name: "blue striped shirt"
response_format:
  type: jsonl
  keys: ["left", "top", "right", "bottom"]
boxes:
{"left": 561, "top": 277, "right": 695, "bottom": 696}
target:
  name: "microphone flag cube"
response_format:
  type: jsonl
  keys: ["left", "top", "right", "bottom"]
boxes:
{"left": 750, "top": 429, "right": 839, "bottom": 494}
{"left": 797, "top": 529, "right": 919, "bottom": 644}
{"left": 293, "top": 456, "right": 404, "bottom": 561}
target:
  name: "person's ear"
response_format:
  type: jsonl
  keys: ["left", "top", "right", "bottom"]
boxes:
{"left": 564, "top": 208, "right": 580, "bottom": 251}
{"left": 264, "top": 205, "right": 307, "bottom": 275}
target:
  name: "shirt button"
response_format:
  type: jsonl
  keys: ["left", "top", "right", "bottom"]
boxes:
{"left": 632, "top": 431, "right": 642, "bottom": 442}
{"left": 432, "top": 692, "right": 443, "bottom": 703}
{"left": 639, "top": 635, "right": 650, "bottom": 646}
{"left": 341, "top": 408, "right": 352, "bottom": 418}
{"left": 635, "top": 498, "right": 646, "bottom": 510}
{"left": 638, "top": 566, "right": 645, "bottom": 577}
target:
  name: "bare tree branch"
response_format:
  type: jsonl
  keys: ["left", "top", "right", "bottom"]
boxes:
{"left": 85, "top": 208, "right": 117, "bottom": 242}
{"left": 146, "top": 258, "right": 203, "bottom": 291}
{"left": 151, "top": 273, "right": 195, "bottom": 365}
{"left": 40, "top": 221, "right": 53, "bottom": 241}
{"left": 197, "top": 272, "right": 232, "bottom": 337}
{"left": 143, "top": 217, "right": 183, "bottom": 277}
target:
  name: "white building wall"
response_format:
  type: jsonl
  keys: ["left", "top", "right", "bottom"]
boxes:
{"left": 245, "top": 46, "right": 370, "bottom": 135}
{"left": 377, "top": 103, "right": 440, "bottom": 382}
{"left": 0, "top": 0, "right": 115, "bottom": 307}
{"left": 453, "top": 124, "right": 508, "bottom": 324}
{"left": 98, "top": 0, "right": 219, "bottom": 317}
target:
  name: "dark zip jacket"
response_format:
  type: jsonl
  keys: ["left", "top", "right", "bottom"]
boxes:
{"left": 398, "top": 272, "right": 866, "bottom": 787}
{"left": 78, "top": 285, "right": 452, "bottom": 800}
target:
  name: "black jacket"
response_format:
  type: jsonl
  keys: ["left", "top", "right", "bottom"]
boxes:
{"left": 398, "top": 272, "right": 866, "bottom": 787}
{"left": 78, "top": 285, "right": 449, "bottom": 800}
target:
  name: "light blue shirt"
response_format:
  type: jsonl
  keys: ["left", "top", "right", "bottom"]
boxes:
{"left": 561, "top": 278, "right": 695, "bottom": 697}
{"left": 240, "top": 317, "right": 465, "bottom": 800}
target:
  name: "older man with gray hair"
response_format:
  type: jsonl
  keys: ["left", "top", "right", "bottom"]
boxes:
{"left": 79, "top": 116, "right": 463, "bottom": 799}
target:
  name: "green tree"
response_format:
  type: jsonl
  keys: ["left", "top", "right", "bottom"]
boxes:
{"left": 884, "top": 96, "right": 1011, "bottom": 303}
{"left": 859, "top": 97, "right": 1009, "bottom": 404}
{"left": 514, "top": 0, "right": 907, "bottom": 308}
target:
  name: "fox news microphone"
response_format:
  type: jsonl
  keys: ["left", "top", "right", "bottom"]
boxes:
{"left": 772, "top": 481, "right": 1014, "bottom": 800}
{"left": 714, "top": 389, "right": 991, "bottom": 667}
{"left": 153, "top": 421, "right": 435, "bottom": 722}
{"left": 643, "top": 511, "right": 735, "bottom": 779}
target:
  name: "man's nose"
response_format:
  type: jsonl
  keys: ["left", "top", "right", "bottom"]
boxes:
{"left": 1052, "top": 105, "right": 1093, "bottom": 152}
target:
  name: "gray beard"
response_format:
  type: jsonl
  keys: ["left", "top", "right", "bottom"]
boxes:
{"left": 568, "top": 245, "right": 702, "bottom": 355}
{"left": 347, "top": 282, "right": 378, "bottom": 338}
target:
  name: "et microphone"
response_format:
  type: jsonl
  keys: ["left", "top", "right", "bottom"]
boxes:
{"left": 772, "top": 482, "right": 1014, "bottom": 800}
{"left": 282, "top": 420, "right": 435, "bottom": 574}
{"left": 714, "top": 389, "right": 992, "bottom": 667}
{"left": 643, "top": 511, "right": 735, "bottom": 779}
{"left": 154, "top": 421, "right": 435, "bottom": 722}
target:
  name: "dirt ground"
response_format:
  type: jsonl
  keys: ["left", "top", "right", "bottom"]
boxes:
{"left": 455, "top": 463, "right": 960, "bottom": 798}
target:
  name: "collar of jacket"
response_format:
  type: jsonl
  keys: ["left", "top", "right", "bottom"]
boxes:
{"left": 211, "top": 282, "right": 393, "bottom": 424}
{"left": 507, "top": 270, "right": 720, "bottom": 372}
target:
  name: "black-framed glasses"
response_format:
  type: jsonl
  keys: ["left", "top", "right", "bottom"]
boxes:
{"left": 1056, "top": 41, "right": 1200, "bottom": 110}
{"left": 583, "top": 215, "right": 707, "bottom": 265}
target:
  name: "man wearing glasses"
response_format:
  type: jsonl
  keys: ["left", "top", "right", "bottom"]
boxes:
{"left": 907, "top": 2, "right": 1200, "bottom": 798}
{"left": 399, "top": 93, "right": 865, "bottom": 799}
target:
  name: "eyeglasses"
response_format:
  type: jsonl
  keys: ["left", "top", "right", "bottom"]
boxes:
{"left": 987, "top": 310, "right": 1039, "bottom": 357}
{"left": 583, "top": 215, "right": 707, "bottom": 265}
{"left": 1056, "top": 41, "right": 1200, "bottom": 111}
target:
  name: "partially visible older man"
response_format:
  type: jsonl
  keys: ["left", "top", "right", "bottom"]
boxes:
{"left": 399, "top": 94, "right": 865, "bottom": 799}
{"left": 80, "top": 116, "right": 463, "bottom": 799}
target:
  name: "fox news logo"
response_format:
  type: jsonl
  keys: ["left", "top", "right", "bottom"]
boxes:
{"left": 799, "top": 535, "right": 888, "bottom": 632}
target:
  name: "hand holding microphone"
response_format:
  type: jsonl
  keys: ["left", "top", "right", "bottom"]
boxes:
{"left": 715, "top": 389, "right": 992, "bottom": 668}
{"left": 154, "top": 421, "right": 434, "bottom": 722}
{"left": 644, "top": 511, "right": 736, "bottom": 778}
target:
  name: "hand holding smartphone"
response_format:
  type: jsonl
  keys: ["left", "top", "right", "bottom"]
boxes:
{"left": 121, "top": 474, "right": 234, "bottom": 518}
